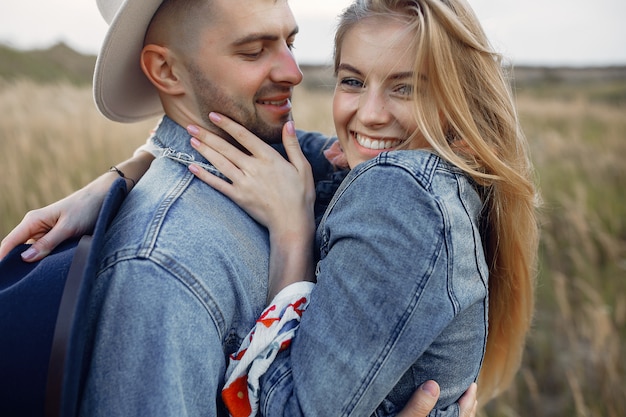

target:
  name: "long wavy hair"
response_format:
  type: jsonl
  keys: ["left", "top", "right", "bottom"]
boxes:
{"left": 334, "top": 0, "right": 540, "bottom": 405}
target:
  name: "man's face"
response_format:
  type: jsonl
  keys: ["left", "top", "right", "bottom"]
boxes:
{"left": 185, "top": 0, "right": 302, "bottom": 144}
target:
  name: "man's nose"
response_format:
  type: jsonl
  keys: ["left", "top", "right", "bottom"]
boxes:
{"left": 271, "top": 45, "right": 303, "bottom": 86}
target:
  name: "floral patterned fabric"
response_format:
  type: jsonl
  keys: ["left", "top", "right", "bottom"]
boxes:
{"left": 221, "top": 282, "right": 315, "bottom": 417}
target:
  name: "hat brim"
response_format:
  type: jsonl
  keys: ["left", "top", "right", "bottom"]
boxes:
{"left": 93, "top": 0, "right": 165, "bottom": 123}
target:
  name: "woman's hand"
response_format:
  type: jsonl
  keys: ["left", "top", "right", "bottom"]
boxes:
{"left": 187, "top": 113, "right": 315, "bottom": 241}
{"left": 0, "top": 151, "right": 153, "bottom": 262}
{"left": 187, "top": 113, "right": 316, "bottom": 299}
{"left": 0, "top": 178, "right": 109, "bottom": 262}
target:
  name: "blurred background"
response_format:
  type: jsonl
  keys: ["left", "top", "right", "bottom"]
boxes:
{"left": 1, "top": 1, "right": 624, "bottom": 416}
{"left": 1, "top": 0, "right": 626, "bottom": 66}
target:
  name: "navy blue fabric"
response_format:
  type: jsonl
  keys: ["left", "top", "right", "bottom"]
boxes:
{"left": 0, "top": 178, "right": 127, "bottom": 417}
{"left": 0, "top": 239, "right": 79, "bottom": 417}
{"left": 59, "top": 178, "right": 127, "bottom": 417}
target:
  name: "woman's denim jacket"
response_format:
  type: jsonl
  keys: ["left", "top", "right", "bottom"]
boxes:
{"left": 259, "top": 150, "right": 489, "bottom": 417}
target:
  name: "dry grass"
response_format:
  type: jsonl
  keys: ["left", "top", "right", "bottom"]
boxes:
{"left": 1, "top": 77, "right": 624, "bottom": 416}
{"left": 489, "top": 85, "right": 626, "bottom": 417}
{"left": 0, "top": 79, "right": 159, "bottom": 234}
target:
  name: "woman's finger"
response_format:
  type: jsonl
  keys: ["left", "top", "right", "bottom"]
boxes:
{"left": 281, "top": 121, "right": 309, "bottom": 174}
{"left": 188, "top": 163, "right": 236, "bottom": 199}
{"left": 187, "top": 124, "right": 249, "bottom": 172}
{"left": 0, "top": 216, "right": 50, "bottom": 261}
{"left": 190, "top": 135, "right": 247, "bottom": 185}
{"left": 208, "top": 112, "right": 275, "bottom": 157}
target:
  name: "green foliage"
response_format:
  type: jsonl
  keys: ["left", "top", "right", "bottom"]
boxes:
{"left": 0, "top": 42, "right": 96, "bottom": 85}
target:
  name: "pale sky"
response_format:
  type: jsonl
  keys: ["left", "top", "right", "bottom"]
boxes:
{"left": 1, "top": 0, "right": 624, "bottom": 67}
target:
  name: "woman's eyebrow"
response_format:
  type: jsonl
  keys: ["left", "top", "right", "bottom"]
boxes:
{"left": 336, "top": 63, "right": 363, "bottom": 76}
{"left": 337, "top": 63, "right": 416, "bottom": 81}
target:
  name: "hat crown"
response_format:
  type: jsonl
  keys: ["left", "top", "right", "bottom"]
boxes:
{"left": 97, "top": 0, "right": 126, "bottom": 24}
{"left": 93, "top": 0, "right": 165, "bottom": 122}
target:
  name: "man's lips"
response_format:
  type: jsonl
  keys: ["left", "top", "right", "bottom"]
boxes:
{"left": 257, "top": 97, "right": 290, "bottom": 106}
{"left": 256, "top": 96, "right": 292, "bottom": 116}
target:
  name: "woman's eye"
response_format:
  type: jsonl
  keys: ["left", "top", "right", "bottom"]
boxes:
{"left": 394, "top": 84, "right": 414, "bottom": 96}
{"left": 339, "top": 78, "right": 364, "bottom": 88}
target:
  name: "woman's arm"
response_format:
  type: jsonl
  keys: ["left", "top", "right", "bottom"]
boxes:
{"left": 259, "top": 166, "right": 459, "bottom": 416}
{"left": 0, "top": 150, "right": 154, "bottom": 262}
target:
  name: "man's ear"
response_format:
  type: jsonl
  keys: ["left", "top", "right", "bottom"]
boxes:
{"left": 140, "top": 44, "right": 185, "bottom": 95}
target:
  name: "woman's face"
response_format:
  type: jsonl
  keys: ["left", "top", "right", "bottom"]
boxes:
{"left": 333, "top": 16, "right": 423, "bottom": 169}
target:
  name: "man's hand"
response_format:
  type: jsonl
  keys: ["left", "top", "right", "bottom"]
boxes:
{"left": 398, "top": 381, "right": 478, "bottom": 417}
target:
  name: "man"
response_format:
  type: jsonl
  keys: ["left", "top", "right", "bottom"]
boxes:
{"left": 79, "top": 1, "right": 330, "bottom": 415}
{"left": 2, "top": 0, "right": 477, "bottom": 415}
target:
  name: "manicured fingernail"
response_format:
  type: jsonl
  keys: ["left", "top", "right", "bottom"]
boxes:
{"left": 188, "top": 164, "right": 199, "bottom": 174}
{"left": 21, "top": 247, "right": 38, "bottom": 261}
{"left": 420, "top": 380, "right": 438, "bottom": 397}
{"left": 209, "top": 112, "right": 221, "bottom": 123}
{"left": 286, "top": 120, "right": 295, "bottom": 135}
{"left": 187, "top": 125, "right": 200, "bottom": 135}
{"left": 190, "top": 137, "right": 201, "bottom": 148}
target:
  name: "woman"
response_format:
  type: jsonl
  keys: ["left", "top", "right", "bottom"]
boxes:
{"left": 186, "top": 0, "right": 538, "bottom": 415}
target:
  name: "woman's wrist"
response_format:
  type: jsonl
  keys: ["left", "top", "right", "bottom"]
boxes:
{"left": 108, "top": 166, "right": 137, "bottom": 190}
{"left": 267, "top": 229, "right": 315, "bottom": 302}
{"left": 105, "top": 151, "right": 155, "bottom": 192}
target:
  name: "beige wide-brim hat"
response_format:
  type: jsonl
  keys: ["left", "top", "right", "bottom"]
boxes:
{"left": 94, "top": 0, "right": 165, "bottom": 123}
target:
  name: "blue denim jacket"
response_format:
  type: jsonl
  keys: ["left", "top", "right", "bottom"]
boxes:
{"left": 259, "top": 151, "right": 489, "bottom": 417}
{"left": 78, "top": 116, "right": 337, "bottom": 417}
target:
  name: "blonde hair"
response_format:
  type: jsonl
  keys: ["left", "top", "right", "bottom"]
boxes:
{"left": 334, "top": 0, "right": 539, "bottom": 406}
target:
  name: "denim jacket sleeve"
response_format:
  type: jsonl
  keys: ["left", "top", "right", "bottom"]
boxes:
{"left": 259, "top": 152, "right": 487, "bottom": 417}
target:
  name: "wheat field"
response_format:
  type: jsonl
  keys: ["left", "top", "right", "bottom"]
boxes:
{"left": 0, "top": 75, "right": 624, "bottom": 416}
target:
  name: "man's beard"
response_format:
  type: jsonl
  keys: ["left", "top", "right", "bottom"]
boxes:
{"left": 187, "top": 63, "right": 288, "bottom": 145}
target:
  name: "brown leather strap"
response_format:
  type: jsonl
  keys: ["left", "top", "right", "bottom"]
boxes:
{"left": 45, "top": 235, "right": 93, "bottom": 417}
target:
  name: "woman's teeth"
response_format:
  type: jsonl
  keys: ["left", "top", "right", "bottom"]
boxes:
{"left": 355, "top": 133, "right": 401, "bottom": 150}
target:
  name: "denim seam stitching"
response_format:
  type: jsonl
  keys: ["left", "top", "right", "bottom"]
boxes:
{"left": 96, "top": 250, "right": 227, "bottom": 340}
{"left": 138, "top": 168, "right": 194, "bottom": 258}
{"left": 344, "top": 234, "right": 445, "bottom": 415}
